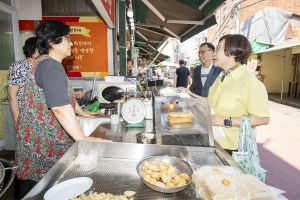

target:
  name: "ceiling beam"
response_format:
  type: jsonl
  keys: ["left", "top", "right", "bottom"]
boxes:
{"left": 166, "top": 20, "right": 204, "bottom": 25}
{"left": 136, "top": 30, "right": 157, "bottom": 50}
{"left": 135, "top": 26, "right": 170, "bottom": 37}
{"left": 180, "top": 12, "right": 215, "bottom": 38}
{"left": 136, "top": 23, "right": 161, "bottom": 29}
{"left": 163, "top": 27, "right": 180, "bottom": 39}
{"left": 148, "top": 40, "right": 162, "bottom": 43}
{"left": 141, "top": 0, "right": 166, "bottom": 22}
{"left": 198, "top": 0, "right": 211, "bottom": 10}
{"left": 136, "top": 30, "right": 149, "bottom": 42}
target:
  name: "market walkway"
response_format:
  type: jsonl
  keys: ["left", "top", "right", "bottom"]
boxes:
{"left": 256, "top": 101, "right": 300, "bottom": 200}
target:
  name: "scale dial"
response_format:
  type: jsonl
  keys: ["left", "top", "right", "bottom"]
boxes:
{"left": 121, "top": 99, "right": 146, "bottom": 124}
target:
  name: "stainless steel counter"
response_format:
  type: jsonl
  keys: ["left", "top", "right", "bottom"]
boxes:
{"left": 24, "top": 141, "right": 243, "bottom": 200}
{"left": 23, "top": 91, "right": 244, "bottom": 199}
{"left": 88, "top": 119, "right": 154, "bottom": 143}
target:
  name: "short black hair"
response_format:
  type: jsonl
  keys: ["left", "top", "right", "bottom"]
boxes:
{"left": 22, "top": 37, "right": 37, "bottom": 58}
{"left": 219, "top": 34, "right": 252, "bottom": 64}
{"left": 179, "top": 59, "right": 185, "bottom": 65}
{"left": 200, "top": 42, "right": 215, "bottom": 51}
{"left": 35, "top": 20, "right": 71, "bottom": 55}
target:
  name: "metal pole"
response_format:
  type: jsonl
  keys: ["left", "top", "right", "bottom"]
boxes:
{"left": 91, "top": 72, "right": 97, "bottom": 100}
{"left": 280, "top": 50, "right": 286, "bottom": 101}
{"left": 118, "top": 0, "right": 127, "bottom": 76}
{"left": 148, "top": 41, "right": 169, "bottom": 68}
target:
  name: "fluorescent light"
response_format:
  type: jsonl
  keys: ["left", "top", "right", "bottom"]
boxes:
{"left": 131, "top": 26, "right": 135, "bottom": 30}
{"left": 127, "top": 8, "right": 133, "bottom": 18}
{"left": 129, "top": 18, "right": 134, "bottom": 23}
{"left": 130, "top": 22, "right": 135, "bottom": 27}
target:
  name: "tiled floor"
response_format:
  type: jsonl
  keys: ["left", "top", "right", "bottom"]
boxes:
{"left": 256, "top": 100, "right": 300, "bottom": 199}
{"left": 0, "top": 97, "right": 299, "bottom": 199}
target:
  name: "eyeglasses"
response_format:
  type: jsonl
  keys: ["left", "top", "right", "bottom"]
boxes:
{"left": 198, "top": 50, "right": 212, "bottom": 55}
{"left": 59, "top": 35, "right": 71, "bottom": 43}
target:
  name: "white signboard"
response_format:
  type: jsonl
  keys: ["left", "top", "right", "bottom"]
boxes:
{"left": 132, "top": 47, "right": 139, "bottom": 58}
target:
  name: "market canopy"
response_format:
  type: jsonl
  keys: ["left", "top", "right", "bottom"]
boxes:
{"left": 137, "top": 44, "right": 170, "bottom": 64}
{"left": 240, "top": 7, "right": 296, "bottom": 45}
{"left": 158, "top": 61, "right": 179, "bottom": 67}
{"left": 131, "top": 0, "right": 226, "bottom": 50}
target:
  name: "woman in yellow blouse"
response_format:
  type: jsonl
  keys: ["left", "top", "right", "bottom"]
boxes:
{"left": 182, "top": 34, "right": 270, "bottom": 155}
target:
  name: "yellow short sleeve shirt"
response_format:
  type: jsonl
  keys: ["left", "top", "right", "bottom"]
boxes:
{"left": 207, "top": 64, "right": 270, "bottom": 150}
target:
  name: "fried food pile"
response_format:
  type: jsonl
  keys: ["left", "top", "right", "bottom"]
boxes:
{"left": 142, "top": 161, "right": 190, "bottom": 188}
{"left": 167, "top": 112, "right": 193, "bottom": 124}
{"left": 71, "top": 191, "right": 136, "bottom": 200}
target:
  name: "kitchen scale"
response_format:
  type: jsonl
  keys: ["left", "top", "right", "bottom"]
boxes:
{"left": 121, "top": 99, "right": 147, "bottom": 128}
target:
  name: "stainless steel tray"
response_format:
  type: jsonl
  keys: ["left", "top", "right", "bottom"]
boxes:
{"left": 160, "top": 112, "right": 205, "bottom": 131}
{"left": 24, "top": 141, "right": 242, "bottom": 200}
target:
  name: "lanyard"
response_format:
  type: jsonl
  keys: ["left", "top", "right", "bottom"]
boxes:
{"left": 221, "top": 63, "right": 241, "bottom": 82}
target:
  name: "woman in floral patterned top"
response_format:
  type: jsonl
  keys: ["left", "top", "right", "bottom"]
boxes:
{"left": 7, "top": 37, "right": 39, "bottom": 125}
{"left": 14, "top": 20, "right": 110, "bottom": 199}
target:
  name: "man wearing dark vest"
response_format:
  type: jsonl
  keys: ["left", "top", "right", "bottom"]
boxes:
{"left": 189, "top": 43, "right": 222, "bottom": 97}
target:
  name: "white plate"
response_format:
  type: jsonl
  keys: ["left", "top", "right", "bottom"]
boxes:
{"left": 44, "top": 177, "right": 93, "bottom": 200}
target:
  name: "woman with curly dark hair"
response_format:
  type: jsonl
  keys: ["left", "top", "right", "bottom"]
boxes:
{"left": 14, "top": 20, "right": 109, "bottom": 199}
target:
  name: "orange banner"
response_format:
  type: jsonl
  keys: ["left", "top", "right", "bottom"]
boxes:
{"left": 62, "top": 21, "right": 108, "bottom": 74}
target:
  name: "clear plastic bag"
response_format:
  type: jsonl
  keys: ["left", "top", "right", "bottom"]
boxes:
{"left": 78, "top": 118, "right": 101, "bottom": 136}
{"left": 193, "top": 166, "right": 243, "bottom": 200}
{"left": 203, "top": 174, "right": 272, "bottom": 199}
{"left": 192, "top": 166, "right": 285, "bottom": 200}
{"left": 74, "top": 150, "right": 98, "bottom": 171}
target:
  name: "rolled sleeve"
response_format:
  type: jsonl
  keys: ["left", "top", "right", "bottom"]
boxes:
{"left": 35, "top": 60, "right": 70, "bottom": 108}
{"left": 247, "top": 81, "right": 270, "bottom": 118}
{"left": 7, "top": 63, "right": 18, "bottom": 86}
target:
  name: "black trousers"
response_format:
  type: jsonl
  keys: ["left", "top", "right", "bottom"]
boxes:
{"left": 224, "top": 149, "right": 238, "bottom": 156}
{"left": 14, "top": 178, "right": 37, "bottom": 200}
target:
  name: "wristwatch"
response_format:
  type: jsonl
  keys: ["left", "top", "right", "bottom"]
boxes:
{"left": 224, "top": 117, "right": 232, "bottom": 128}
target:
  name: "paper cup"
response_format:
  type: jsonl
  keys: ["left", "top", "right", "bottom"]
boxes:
{"left": 110, "top": 114, "right": 120, "bottom": 124}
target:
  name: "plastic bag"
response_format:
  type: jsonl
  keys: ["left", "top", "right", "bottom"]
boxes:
{"left": 74, "top": 150, "right": 98, "bottom": 171}
{"left": 78, "top": 118, "right": 101, "bottom": 136}
{"left": 193, "top": 166, "right": 243, "bottom": 200}
{"left": 192, "top": 166, "right": 285, "bottom": 200}
{"left": 203, "top": 174, "right": 272, "bottom": 199}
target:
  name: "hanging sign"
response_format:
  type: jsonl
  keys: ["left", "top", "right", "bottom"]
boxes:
{"left": 132, "top": 47, "right": 139, "bottom": 58}
{"left": 246, "top": 54, "right": 257, "bottom": 75}
{"left": 91, "top": 0, "right": 115, "bottom": 28}
{"left": 41, "top": 17, "right": 108, "bottom": 77}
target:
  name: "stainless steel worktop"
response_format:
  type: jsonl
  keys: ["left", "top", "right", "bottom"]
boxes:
{"left": 88, "top": 119, "right": 154, "bottom": 143}
{"left": 24, "top": 141, "right": 243, "bottom": 200}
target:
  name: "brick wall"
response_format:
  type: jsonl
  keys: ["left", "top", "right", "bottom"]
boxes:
{"left": 207, "top": 0, "right": 235, "bottom": 44}
{"left": 240, "top": 0, "right": 300, "bottom": 22}
{"left": 206, "top": 0, "right": 300, "bottom": 44}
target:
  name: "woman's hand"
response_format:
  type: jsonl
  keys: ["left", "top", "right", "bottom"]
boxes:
{"left": 75, "top": 101, "right": 101, "bottom": 118}
{"left": 211, "top": 114, "right": 225, "bottom": 126}
{"left": 83, "top": 136, "right": 112, "bottom": 142}
{"left": 178, "top": 87, "right": 207, "bottom": 102}
{"left": 74, "top": 91, "right": 84, "bottom": 99}
{"left": 79, "top": 110, "right": 98, "bottom": 118}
